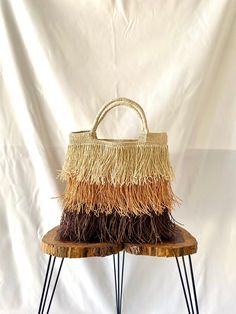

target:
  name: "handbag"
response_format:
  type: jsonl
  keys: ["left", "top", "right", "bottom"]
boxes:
{"left": 58, "top": 97, "right": 181, "bottom": 243}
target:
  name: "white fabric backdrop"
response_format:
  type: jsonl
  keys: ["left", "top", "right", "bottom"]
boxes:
{"left": 1, "top": 0, "right": 236, "bottom": 313}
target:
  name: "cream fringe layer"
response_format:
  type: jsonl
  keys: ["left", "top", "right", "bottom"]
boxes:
{"left": 58, "top": 143, "right": 175, "bottom": 185}
{"left": 60, "top": 177, "right": 181, "bottom": 216}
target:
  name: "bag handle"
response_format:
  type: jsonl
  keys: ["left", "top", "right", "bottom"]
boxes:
{"left": 90, "top": 97, "right": 149, "bottom": 138}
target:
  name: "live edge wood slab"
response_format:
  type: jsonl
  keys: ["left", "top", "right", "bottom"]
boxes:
{"left": 124, "top": 226, "right": 197, "bottom": 257}
{"left": 41, "top": 226, "right": 123, "bottom": 258}
{"left": 41, "top": 225, "right": 197, "bottom": 259}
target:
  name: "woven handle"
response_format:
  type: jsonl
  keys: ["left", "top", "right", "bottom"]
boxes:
{"left": 90, "top": 98, "right": 149, "bottom": 137}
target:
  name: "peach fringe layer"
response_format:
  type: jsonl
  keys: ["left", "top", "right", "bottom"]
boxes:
{"left": 61, "top": 177, "right": 182, "bottom": 216}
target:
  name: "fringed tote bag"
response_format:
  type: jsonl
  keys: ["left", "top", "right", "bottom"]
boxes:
{"left": 58, "top": 98, "right": 181, "bottom": 244}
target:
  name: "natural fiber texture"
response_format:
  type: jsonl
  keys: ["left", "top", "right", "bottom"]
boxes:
{"left": 57, "top": 98, "right": 181, "bottom": 244}
{"left": 57, "top": 131, "right": 175, "bottom": 185}
{"left": 59, "top": 206, "right": 177, "bottom": 244}
{"left": 61, "top": 176, "right": 181, "bottom": 216}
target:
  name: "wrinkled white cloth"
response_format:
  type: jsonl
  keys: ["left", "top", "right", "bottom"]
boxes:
{"left": 1, "top": 0, "right": 236, "bottom": 313}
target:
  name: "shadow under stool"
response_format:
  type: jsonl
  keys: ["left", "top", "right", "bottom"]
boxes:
{"left": 37, "top": 225, "right": 199, "bottom": 314}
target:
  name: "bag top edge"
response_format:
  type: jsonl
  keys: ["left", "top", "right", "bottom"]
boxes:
{"left": 68, "top": 131, "right": 168, "bottom": 145}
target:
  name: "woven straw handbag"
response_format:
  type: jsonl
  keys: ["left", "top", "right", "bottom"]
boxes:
{"left": 58, "top": 97, "right": 181, "bottom": 244}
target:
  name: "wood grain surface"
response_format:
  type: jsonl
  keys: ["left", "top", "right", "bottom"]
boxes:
{"left": 41, "top": 225, "right": 197, "bottom": 258}
{"left": 124, "top": 226, "right": 197, "bottom": 257}
{"left": 41, "top": 226, "right": 123, "bottom": 258}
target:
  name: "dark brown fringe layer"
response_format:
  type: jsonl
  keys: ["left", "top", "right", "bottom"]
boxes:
{"left": 58, "top": 207, "right": 177, "bottom": 244}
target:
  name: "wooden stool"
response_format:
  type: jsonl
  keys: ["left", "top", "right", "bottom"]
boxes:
{"left": 38, "top": 225, "right": 199, "bottom": 314}
{"left": 124, "top": 226, "right": 199, "bottom": 314}
{"left": 37, "top": 226, "right": 123, "bottom": 314}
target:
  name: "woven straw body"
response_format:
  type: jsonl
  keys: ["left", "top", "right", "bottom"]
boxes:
{"left": 58, "top": 98, "right": 181, "bottom": 243}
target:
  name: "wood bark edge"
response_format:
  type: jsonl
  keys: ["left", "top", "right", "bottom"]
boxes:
{"left": 124, "top": 226, "right": 197, "bottom": 257}
{"left": 40, "top": 225, "right": 197, "bottom": 258}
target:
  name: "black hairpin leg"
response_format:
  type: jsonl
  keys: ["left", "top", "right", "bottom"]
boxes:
{"left": 188, "top": 255, "right": 200, "bottom": 314}
{"left": 175, "top": 255, "right": 199, "bottom": 314}
{"left": 38, "top": 255, "right": 64, "bottom": 314}
{"left": 113, "top": 251, "right": 126, "bottom": 314}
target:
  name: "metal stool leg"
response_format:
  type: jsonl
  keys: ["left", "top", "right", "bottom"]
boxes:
{"left": 182, "top": 256, "right": 195, "bottom": 314}
{"left": 119, "top": 251, "right": 125, "bottom": 313}
{"left": 113, "top": 254, "right": 119, "bottom": 314}
{"left": 176, "top": 256, "right": 191, "bottom": 314}
{"left": 46, "top": 258, "right": 64, "bottom": 314}
{"left": 38, "top": 255, "right": 52, "bottom": 314}
{"left": 188, "top": 255, "right": 200, "bottom": 314}
{"left": 41, "top": 257, "right": 57, "bottom": 313}
{"left": 176, "top": 255, "right": 200, "bottom": 314}
{"left": 113, "top": 251, "right": 126, "bottom": 314}
{"left": 38, "top": 256, "right": 64, "bottom": 314}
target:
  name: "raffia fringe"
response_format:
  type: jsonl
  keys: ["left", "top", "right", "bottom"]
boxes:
{"left": 60, "top": 177, "right": 182, "bottom": 216}
{"left": 59, "top": 208, "right": 177, "bottom": 244}
{"left": 57, "top": 143, "right": 175, "bottom": 185}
